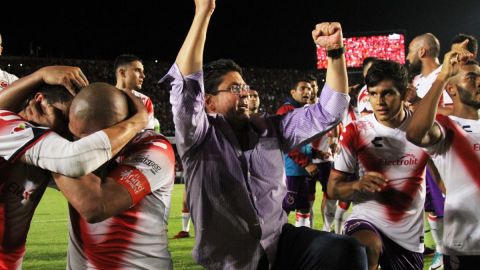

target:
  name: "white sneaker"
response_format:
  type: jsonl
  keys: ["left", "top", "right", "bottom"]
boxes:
{"left": 429, "top": 252, "right": 443, "bottom": 270}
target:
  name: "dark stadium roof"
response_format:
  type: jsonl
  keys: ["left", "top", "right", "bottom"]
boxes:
{"left": 1, "top": 0, "right": 479, "bottom": 69}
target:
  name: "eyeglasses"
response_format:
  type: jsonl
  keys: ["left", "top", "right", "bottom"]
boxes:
{"left": 211, "top": 84, "right": 251, "bottom": 95}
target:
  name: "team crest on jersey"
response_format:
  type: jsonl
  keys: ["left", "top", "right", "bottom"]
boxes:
{"left": 0, "top": 81, "right": 8, "bottom": 89}
{"left": 11, "top": 123, "right": 31, "bottom": 134}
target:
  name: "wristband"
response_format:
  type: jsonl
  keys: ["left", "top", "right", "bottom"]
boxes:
{"left": 327, "top": 47, "right": 345, "bottom": 59}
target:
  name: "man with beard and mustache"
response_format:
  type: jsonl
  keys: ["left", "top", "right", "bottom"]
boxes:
{"left": 162, "top": 0, "right": 367, "bottom": 269}
{"left": 406, "top": 41, "right": 480, "bottom": 270}
{"left": 407, "top": 33, "right": 449, "bottom": 269}
{"left": 407, "top": 33, "right": 453, "bottom": 114}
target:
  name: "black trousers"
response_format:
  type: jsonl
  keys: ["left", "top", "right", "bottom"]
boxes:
{"left": 265, "top": 223, "right": 367, "bottom": 270}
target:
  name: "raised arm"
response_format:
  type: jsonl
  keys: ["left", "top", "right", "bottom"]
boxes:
{"left": 175, "top": 0, "right": 215, "bottom": 76}
{"left": 165, "top": 0, "right": 216, "bottom": 155}
{"left": 280, "top": 22, "right": 349, "bottom": 151}
{"left": 312, "top": 22, "right": 348, "bottom": 94}
{"left": 406, "top": 40, "right": 473, "bottom": 147}
{"left": 0, "top": 66, "right": 88, "bottom": 112}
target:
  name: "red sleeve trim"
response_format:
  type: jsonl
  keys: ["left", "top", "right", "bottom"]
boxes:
{"left": 288, "top": 148, "right": 310, "bottom": 167}
{"left": 109, "top": 165, "right": 152, "bottom": 205}
{"left": 276, "top": 104, "right": 295, "bottom": 116}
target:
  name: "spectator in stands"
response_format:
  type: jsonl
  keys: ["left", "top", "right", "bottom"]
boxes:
{"left": 248, "top": 89, "right": 260, "bottom": 114}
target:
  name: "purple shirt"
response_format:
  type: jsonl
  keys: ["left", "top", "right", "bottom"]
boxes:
{"left": 164, "top": 64, "right": 349, "bottom": 269}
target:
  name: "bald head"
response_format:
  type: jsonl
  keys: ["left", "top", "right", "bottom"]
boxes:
{"left": 412, "top": 33, "right": 440, "bottom": 58}
{"left": 69, "top": 82, "right": 129, "bottom": 138}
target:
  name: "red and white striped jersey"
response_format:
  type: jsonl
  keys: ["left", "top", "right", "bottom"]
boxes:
{"left": 426, "top": 115, "right": 480, "bottom": 255}
{"left": 0, "top": 69, "right": 18, "bottom": 92}
{"left": 334, "top": 110, "right": 428, "bottom": 252}
{"left": 131, "top": 90, "right": 156, "bottom": 130}
{"left": 357, "top": 85, "right": 372, "bottom": 115}
{"left": 0, "top": 110, "right": 51, "bottom": 270}
{"left": 67, "top": 130, "right": 175, "bottom": 270}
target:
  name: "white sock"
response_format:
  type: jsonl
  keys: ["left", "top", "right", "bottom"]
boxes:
{"left": 322, "top": 199, "right": 336, "bottom": 231}
{"left": 295, "top": 212, "right": 311, "bottom": 228}
{"left": 428, "top": 215, "right": 443, "bottom": 253}
{"left": 181, "top": 212, "right": 191, "bottom": 232}
{"left": 334, "top": 205, "right": 347, "bottom": 234}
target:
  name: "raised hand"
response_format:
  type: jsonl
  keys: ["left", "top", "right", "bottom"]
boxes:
{"left": 439, "top": 39, "right": 474, "bottom": 80}
{"left": 195, "top": 0, "right": 215, "bottom": 14}
{"left": 312, "top": 22, "right": 344, "bottom": 50}
{"left": 38, "top": 66, "right": 89, "bottom": 96}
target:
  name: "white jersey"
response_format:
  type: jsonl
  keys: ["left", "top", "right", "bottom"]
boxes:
{"left": 131, "top": 90, "right": 156, "bottom": 130}
{"left": 335, "top": 110, "right": 428, "bottom": 252}
{"left": 413, "top": 65, "right": 453, "bottom": 105}
{"left": 426, "top": 115, "right": 480, "bottom": 255}
{"left": 357, "top": 85, "right": 373, "bottom": 114}
{"left": 0, "top": 69, "right": 18, "bottom": 91}
{"left": 66, "top": 130, "right": 175, "bottom": 270}
{"left": 311, "top": 135, "right": 333, "bottom": 163}
{"left": 0, "top": 110, "right": 51, "bottom": 270}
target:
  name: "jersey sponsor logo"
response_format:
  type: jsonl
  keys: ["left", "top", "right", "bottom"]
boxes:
{"left": 382, "top": 153, "right": 419, "bottom": 166}
{"left": 119, "top": 169, "right": 148, "bottom": 195}
{"left": 132, "top": 154, "right": 162, "bottom": 175}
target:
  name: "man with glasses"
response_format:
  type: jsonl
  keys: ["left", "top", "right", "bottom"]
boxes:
{"left": 163, "top": 0, "right": 367, "bottom": 269}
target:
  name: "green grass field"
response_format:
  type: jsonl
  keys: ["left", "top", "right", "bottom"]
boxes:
{"left": 25, "top": 184, "right": 434, "bottom": 269}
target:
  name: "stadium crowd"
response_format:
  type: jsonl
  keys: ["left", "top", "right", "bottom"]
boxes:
{"left": 0, "top": 0, "right": 479, "bottom": 269}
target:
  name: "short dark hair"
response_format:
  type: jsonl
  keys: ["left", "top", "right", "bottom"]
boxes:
{"left": 290, "top": 76, "right": 313, "bottom": 90}
{"left": 451, "top": 33, "right": 478, "bottom": 55}
{"left": 203, "top": 59, "right": 243, "bottom": 94}
{"left": 114, "top": 54, "right": 143, "bottom": 74}
{"left": 23, "top": 85, "right": 74, "bottom": 109}
{"left": 305, "top": 74, "right": 317, "bottom": 82}
{"left": 365, "top": 60, "right": 409, "bottom": 98}
{"left": 362, "top": 57, "right": 380, "bottom": 68}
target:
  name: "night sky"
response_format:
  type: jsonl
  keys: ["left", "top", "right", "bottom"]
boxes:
{"left": 2, "top": 0, "right": 479, "bottom": 69}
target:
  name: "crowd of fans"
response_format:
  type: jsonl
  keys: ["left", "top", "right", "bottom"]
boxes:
{"left": 0, "top": 56, "right": 364, "bottom": 136}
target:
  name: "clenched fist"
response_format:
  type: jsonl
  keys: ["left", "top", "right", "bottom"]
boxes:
{"left": 312, "top": 22, "right": 343, "bottom": 50}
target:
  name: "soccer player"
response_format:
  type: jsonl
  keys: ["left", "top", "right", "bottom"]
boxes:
{"left": 406, "top": 40, "right": 480, "bottom": 269}
{"left": 0, "top": 33, "right": 19, "bottom": 91}
{"left": 276, "top": 78, "right": 316, "bottom": 227}
{"left": 163, "top": 0, "right": 367, "bottom": 269}
{"left": 52, "top": 83, "right": 175, "bottom": 269}
{"left": 115, "top": 54, "right": 156, "bottom": 129}
{"left": 328, "top": 60, "right": 429, "bottom": 270}
{"left": 0, "top": 66, "right": 148, "bottom": 269}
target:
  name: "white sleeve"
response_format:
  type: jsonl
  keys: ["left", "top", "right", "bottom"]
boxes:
{"left": 334, "top": 123, "right": 358, "bottom": 174}
{"left": 24, "top": 130, "right": 112, "bottom": 177}
{"left": 423, "top": 121, "right": 447, "bottom": 157}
